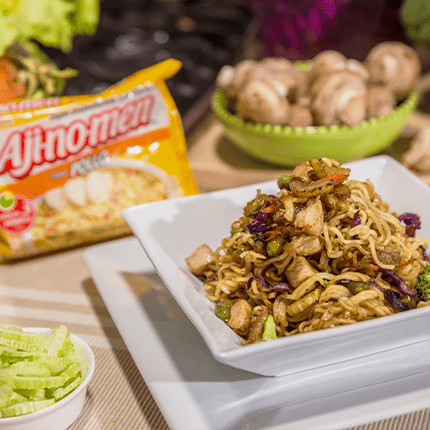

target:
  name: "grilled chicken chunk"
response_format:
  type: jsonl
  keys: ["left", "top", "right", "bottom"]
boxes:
{"left": 186, "top": 244, "right": 215, "bottom": 276}
{"left": 285, "top": 256, "right": 318, "bottom": 288}
{"left": 294, "top": 196, "right": 324, "bottom": 235}
{"left": 290, "top": 234, "right": 324, "bottom": 256}
{"left": 227, "top": 299, "right": 252, "bottom": 331}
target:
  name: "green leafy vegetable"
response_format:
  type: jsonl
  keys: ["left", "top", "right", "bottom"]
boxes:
{"left": 401, "top": 0, "right": 430, "bottom": 50}
{"left": 0, "top": 0, "right": 100, "bottom": 56}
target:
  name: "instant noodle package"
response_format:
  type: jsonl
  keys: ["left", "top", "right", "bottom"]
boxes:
{"left": 0, "top": 59, "right": 198, "bottom": 260}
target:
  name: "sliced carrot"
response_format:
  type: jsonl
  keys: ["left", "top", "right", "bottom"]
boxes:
{"left": 316, "top": 174, "right": 348, "bottom": 184}
{"left": 264, "top": 225, "right": 286, "bottom": 241}
{"left": 0, "top": 81, "right": 17, "bottom": 102}
{"left": 395, "top": 257, "right": 414, "bottom": 268}
{"left": 261, "top": 203, "right": 278, "bottom": 213}
{"left": 0, "top": 58, "right": 18, "bottom": 79}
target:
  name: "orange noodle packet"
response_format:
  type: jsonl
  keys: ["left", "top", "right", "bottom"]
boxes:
{"left": 0, "top": 59, "right": 198, "bottom": 260}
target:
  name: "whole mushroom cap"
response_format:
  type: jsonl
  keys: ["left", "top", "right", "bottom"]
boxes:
{"left": 235, "top": 79, "right": 290, "bottom": 125}
{"left": 248, "top": 57, "right": 309, "bottom": 102}
{"left": 367, "top": 85, "right": 396, "bottom": 119}
{"left": 310, "top": 70, "right": 368, "bottom": 127}
{"left": 309, "top": 50, "right": 347, "bottom": 83}
{"left": 222, "top": 59, "right": 257, "bottom": 101}
{"left": 366, "top": 41, "right": 421, "bottom": 100}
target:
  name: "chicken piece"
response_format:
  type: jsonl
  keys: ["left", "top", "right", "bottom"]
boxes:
{"left": 186, "top": 244, "right": 215, "bottom": 276}
{"left": 86, "top": 170, "right": 114, "bottom": 203}
{"left": 227, "top": 299, "right": 252, "bottom": 331}
{"left": 294, "top": 196, "right": 324, "bottom": 236}
{"left": 290, "top": 234, "right": 324, "bottom": 256}
{"left": 43, "top": 187, "right": 69, "bottom": 212}
{"left": 285, "top": 256, "right": 318, "bottom": 288}
{"left": 63, "top": 177, "right": 87, "bottom": 207}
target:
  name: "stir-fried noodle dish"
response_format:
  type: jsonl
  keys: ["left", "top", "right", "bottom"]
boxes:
{"left": 186, "top": 158, "right": 430, "bottom": 345}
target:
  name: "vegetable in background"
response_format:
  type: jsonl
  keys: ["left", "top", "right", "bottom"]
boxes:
{"left": 401, "top": 0, "right": 430, "bottom": 50}
{"left": 0, "top": 325, "right": 83, "bottom": 418}
{"left": 0, "top": 0, "right": 100, "bottom": 100}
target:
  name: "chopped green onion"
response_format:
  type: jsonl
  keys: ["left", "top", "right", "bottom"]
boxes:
{"left": 262, "top": 315, "right": 277, "bottom": 341}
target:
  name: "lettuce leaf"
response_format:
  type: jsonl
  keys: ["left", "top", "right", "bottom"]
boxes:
{"left": 0, "top": 0, "right": 100, "bottom": 56}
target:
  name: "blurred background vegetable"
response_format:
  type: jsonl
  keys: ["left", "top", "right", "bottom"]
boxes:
{"left": 0, "top": 0, "right": 100, "bottom": 101}
{"left": 401, "top": 0, "right": 430, "bottom": 51}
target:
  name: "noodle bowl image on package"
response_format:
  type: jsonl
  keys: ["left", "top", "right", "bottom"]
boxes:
{"left": 0, "top": 59, "right": 198, "bottom": 260}
{"left": 122, "top": 155, "right": 430, "bottom": 377}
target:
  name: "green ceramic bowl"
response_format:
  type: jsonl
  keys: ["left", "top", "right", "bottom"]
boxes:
{"left": 212, "top": 88, "right": 419, "bottom": 166}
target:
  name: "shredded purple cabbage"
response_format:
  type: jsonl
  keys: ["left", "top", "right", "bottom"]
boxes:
{"left": 247, "top": 276, "right": 291, "bottom": 294}
{"left": 247, "top": 209, "right": 269, "bottom": 234}
{"left": 335, "top": 279, "right": 409, "bottom": 312}
{"left": 378, "top": 267, "right": 416, "bottom": 297}
{"left": 420, "top": 245, "right": 430, "bottom": 263}
{"left": 353, "top": 212, "right": 361, "bottom": 226}
{"left": 255, "top": 211, "right": 268, "bottom": 222}
{"left": 366, "top": 280, "right": 409, "bottom": 312}
{"left": 398, "top": 213, "right": 421, "bottom": 237}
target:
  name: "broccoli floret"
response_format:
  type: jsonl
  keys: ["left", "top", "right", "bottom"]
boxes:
{"left": 416, "top": 265, "right": 430, "bottom": 301}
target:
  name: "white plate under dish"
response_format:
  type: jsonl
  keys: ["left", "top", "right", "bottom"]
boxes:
{"left": 83, "top": 237, "right": 430, "bottom": 430}
{"left": 121, "top": 155, "right": 430, "bottom": 377}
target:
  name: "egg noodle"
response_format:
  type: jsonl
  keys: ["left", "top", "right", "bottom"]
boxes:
{"left": 190, "top": 158, "right": 429, "bottom": 345}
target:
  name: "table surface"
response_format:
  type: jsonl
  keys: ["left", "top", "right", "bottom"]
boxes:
{"left": 1, "top": 111, "right": 430, "bottom": 430}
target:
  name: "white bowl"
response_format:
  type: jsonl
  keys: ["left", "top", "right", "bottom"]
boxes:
{"left": 122, "top": 155, "right": 430, "bottom": 377}
{"left": 1, "top": 328, "right": 95, "bottom": 430}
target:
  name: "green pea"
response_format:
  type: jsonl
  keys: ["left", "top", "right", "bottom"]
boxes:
{"left": 215, "top": 301, "right": 231, "bottom": 320}
{"left": 266, "top": 237, "right": 284, "bottom": 257}
{"left": 277, "top": 175, "right": 292, "bottom": 190}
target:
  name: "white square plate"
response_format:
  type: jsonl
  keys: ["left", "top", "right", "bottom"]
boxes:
{"left": 84, "top": 237, "right": 430, "bottom": 430}
{"left": 122, "top": 155, "right": 430, "bottom": 377}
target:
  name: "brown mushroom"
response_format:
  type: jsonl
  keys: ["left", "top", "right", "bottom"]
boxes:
{"left": 310, "top": 70, "right": 367, "bottom": 126}
{"left": 247, "top": 58, "right": 309, "bottom": 103}
{"left": 403, "top": 128, "right": 430, "bottom": 172}
{"left": 309, "top": 50, "right": 347, "bottom": 84}
{"left": 367, "top": 85, "right": 396, "bottom": 119}
{"left": 288, "top": 97, "right": 313, "bottom": 128}
{"left": 366, "top": 41, "right": 421, "bottom": 101}
{"left": 216, "top": 59, "right": 257, "bottom": 101}
{"left": 235, "top": 79, "right": 290, "bottom": 125}
{"left": 345, "top": 59, "right": 370, "bottom": 82}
